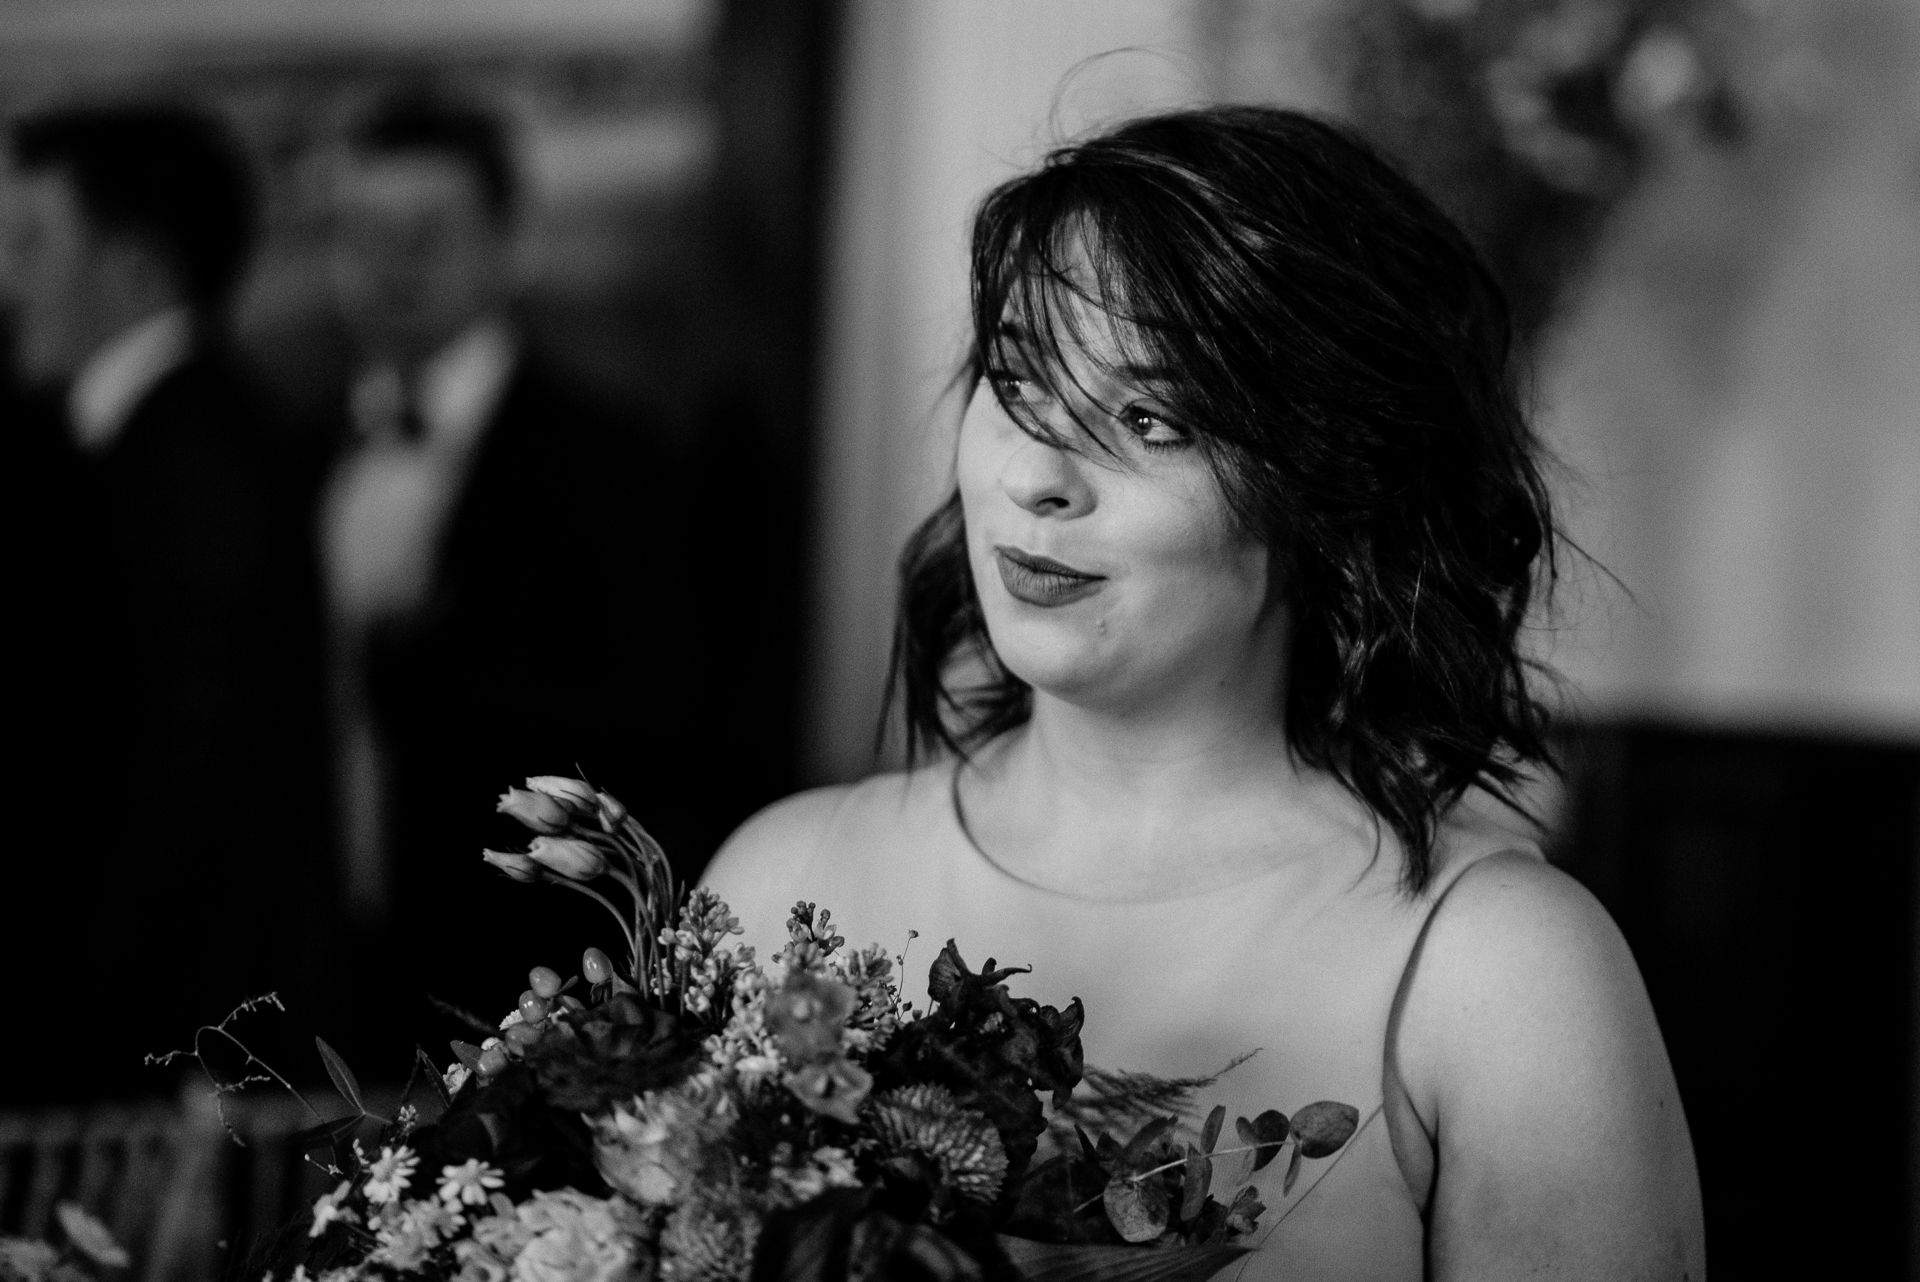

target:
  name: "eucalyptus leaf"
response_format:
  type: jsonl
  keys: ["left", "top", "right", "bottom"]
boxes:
{"left": 997, "top": 1235, "right": 1248, "bottom": 1282}
{"left": 315, "top": 1037, "right": 365, "bottom": 1115}
{"left": 1281, "top": 1143, "right": 1303, "bottom": 1196}
{"left": 1120, "top": 1116, "right": 1178, "bottom": 1171}
{"left": 1199, "top": 1105, "right": 1225, "bottom": 1155}
{"left": 450, "top": 1040, "right": 484, "bottom": 1072}
{"left": 1291, "top": 1101, "right": 1360, "bottom": 1158}
{"left": 1248, "top": 1110, "right": 1289, "bottom": 1171}
{"left": 1102, "top": 1174, "right": 1170, "bottom": 1243}
{"left": 1215, "top": 1140, "right": 1256, "bottom": 1191}
{"left": 1178, "top": 1146, "right": 1210, "bottom": 1221}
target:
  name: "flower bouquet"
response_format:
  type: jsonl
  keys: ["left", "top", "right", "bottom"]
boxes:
{"left": 245, "top": 777, "right": 1358, "bottom": 1282}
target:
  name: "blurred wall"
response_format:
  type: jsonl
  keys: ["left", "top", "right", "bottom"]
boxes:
{"left": 803, "top": 0, "right": 1335, "bottom": 783}
{"left": 1539, "top": 0, "right": 1920, "bottom": 739}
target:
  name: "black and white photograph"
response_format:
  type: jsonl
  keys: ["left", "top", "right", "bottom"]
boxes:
{"left": 0, "top": 2, "right": 1914, "bottom": 1280}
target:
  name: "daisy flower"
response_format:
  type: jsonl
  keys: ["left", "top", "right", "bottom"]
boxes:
{"left": 363, "top": 1146, "right": 419, "bottom": 1205}
{"left": 439, "top": 1158, "right": 506, "bottom": 1207}
{"left": 310, "top": 1181, "right": 358, "bottom": 1237}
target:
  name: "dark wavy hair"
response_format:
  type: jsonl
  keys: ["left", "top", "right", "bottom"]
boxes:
{"left": 887, "top": 105, "right": 1560, "bottom": 893}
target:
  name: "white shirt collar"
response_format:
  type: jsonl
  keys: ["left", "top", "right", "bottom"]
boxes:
{"left": 66, "top": 307, "right": 196, "bottom": 453}
{"left": 349, "top": 319, "right": 519, "bottom": 453}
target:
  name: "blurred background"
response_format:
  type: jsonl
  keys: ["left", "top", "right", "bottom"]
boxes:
{"left": 0, "top": 0, "right": 1913, "bottom": 1278}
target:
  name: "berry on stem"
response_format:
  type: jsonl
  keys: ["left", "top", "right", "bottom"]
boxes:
{"left": 519, "top": 991, "right": 550, "bottom": 1024}
{"left": 582, "top": 947, "right": 614, "bottom": 985}
{"left": 528, "top": 967, "right": 563, "bottom": 1000}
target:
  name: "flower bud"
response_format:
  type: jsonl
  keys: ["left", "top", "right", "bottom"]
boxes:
{"left": 497, "top": 787, "right": 570, "bottom": 834}
{"left": 525, "top": 776, "right": 599, "bottom": 815}
{"left": 582, "top": 948, "right": 614, "bottom": 984}
{"left": 527, "top": 835, "right": 607, "bottom": 881}
{"left": 596, "top": 791, "right": 628, "bottom": 825}
{"left": 482, "top": 849, "right": 543, "bottom": 883}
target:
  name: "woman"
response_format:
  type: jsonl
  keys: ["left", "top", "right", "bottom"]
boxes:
{"left": 706, "top": 106, "right": 1704, "bottom": 1280}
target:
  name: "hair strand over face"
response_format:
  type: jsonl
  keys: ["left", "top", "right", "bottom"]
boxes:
{"left": 887, "top": 105, "right": 1561, "bottom": 895}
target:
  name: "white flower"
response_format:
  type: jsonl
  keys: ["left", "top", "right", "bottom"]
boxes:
{"left": 733, "top": 1054, "right": 780, "bottom": 1085}
{"left": 440, "top": 1159, "right": 507, "bottom": 1207}
{"left": 374, "top": 1198, "right": 463, "bottom": 1270}
{"left": 500, "top": 1009, "right": 526, "bottom": 1030}
{"left": 511, "top": 1191, "right": 648, "bottom": 1282}
{"left": 453, "top": 1240, "right": 515, "bottom": 1282}
{"left": 310, "top": 1180, "right": 358, "bottom": 1237}
{"left": 0, "top": 1239, "right": 59, "bottom": 1281}
{"left": 445, "top": 1061, "right": 474, "bottom": 1095}
{"left": 55, "top": 1202, "right": 130, "bottom": 1268}
{"left": 364, "top": 1146, "right": 420, "bottom": 1205}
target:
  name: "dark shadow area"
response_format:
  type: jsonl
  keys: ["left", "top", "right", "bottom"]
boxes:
{"left": 1551, "top": 721, "right": 1920, "bottom": 1280}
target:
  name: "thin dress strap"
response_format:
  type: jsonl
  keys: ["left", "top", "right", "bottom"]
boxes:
{"left": 1380, "top": 845, "right": 1535, "bottom": 1211}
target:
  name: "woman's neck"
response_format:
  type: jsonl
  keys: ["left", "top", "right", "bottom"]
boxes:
{"left": 958, "top": 675, "right": 1362, "bottom": 901}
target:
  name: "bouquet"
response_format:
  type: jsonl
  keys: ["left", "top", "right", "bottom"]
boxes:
{"left": 243, "top": 777, "right": 1358, "bottom": 1282}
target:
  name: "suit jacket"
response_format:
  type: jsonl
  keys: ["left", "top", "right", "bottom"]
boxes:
{"left": 4, "top": 351, "right": 332, "bottom": 1101}
{"left": 361, "top": 355, "right": 698, "bottom": 1013}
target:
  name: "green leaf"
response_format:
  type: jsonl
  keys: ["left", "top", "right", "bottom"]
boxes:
{"left": 1101, "top": 1175, "right": 1170, "bottom": 1243}
{"left": 1281, "top": 1143, "right": 1303, "bottom": 1196}
{"left": 315, "top": 1037, "right": 365, "bottom": 1116}
{"left": 1178, "top": 1146, "right": 1210, "bottom": 1222}
{"left": 1119, "top": 1116, "right": 1178, "bottom": 1171}
{"left": 1245, "top": 1110, "right": 1289, "bottom": 1171}
{"left": 1215, "top": 1135, "right": 1256, "bottom": 1191}
{"left": 1291, "top": 1101, "right": 1360, "bottom": 1158}
{"left": 416, "top": 1045, "right": 453, "bottom": 1107}
{"left": 1199, "top": 1104, "right": 1225, "bottom": 1155}
{"left": 997, "top": 1236, "right": 1248, "bottom": 1282}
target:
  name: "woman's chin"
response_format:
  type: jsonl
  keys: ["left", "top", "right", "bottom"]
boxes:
{"left": 991, "top": 633, "right": 1130, "bottom": 707}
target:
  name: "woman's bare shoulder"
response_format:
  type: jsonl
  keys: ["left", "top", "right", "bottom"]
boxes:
{"left": 1401, "top": 854, "right": 1705, "bottom": 1277}
{"left": 702, "top": 768, "right": 943, "bottom": 893}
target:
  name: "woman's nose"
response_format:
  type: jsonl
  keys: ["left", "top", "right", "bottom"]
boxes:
{"left": 1000, "top": 433, "right": 1093, "bottom": 517}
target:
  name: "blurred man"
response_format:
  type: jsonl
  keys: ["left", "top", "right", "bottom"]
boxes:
{"left": 323, "top": 95, "right": 682, "bottom": 1027}
{"left": 0, "top": 106, "right": 331, "bottom": 1099}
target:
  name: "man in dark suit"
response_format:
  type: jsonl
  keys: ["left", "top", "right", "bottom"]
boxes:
{"left": 323, "top": 96, "right": 687, "bottom": 1030}
{"left": 2, "top": 106, "right": 332, "bottom": 1099}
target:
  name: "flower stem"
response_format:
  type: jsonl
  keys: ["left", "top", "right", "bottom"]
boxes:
{"left": 548, "top": 878, "right": 640, "bottom": 964}
{"left": 1068, "top": 1142, "right": 1281, "bottom": 1215}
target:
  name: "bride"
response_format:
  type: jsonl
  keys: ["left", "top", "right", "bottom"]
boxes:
{"left": 704, "top": 106, "right": 1704, "bottom": 1281}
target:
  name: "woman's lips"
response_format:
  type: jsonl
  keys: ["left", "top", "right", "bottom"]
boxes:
{"left": 993, "top": 545, "right": 1106, "bottom": 607}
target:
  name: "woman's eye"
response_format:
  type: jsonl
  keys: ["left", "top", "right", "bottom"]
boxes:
{"left": 1119, "top": 404, "right": 1188, "bottom": 448}
{"left": 988, "top": 371, "right": 1041, "bottom": 405}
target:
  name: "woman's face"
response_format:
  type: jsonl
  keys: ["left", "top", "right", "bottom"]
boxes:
{"left": 956, "top": 311, "right": 1284, "bottom": 716}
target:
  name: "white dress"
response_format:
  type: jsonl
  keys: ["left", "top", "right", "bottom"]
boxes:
{"left": 703, "top": 763, "right": 1542, "bottom": 1282}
